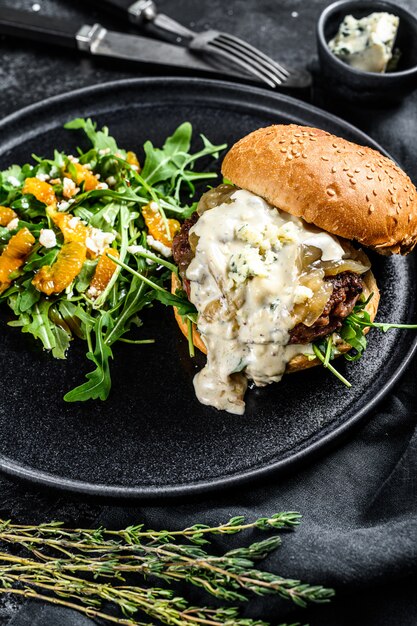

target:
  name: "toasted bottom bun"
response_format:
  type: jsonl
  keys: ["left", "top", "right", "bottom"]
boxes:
{"left": 171, "top": 270, "right": 380, "bottom": 373}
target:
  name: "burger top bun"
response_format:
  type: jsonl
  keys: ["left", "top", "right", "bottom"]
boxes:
{"left": 221, "top": 124, "right": 417, "bottom": 255}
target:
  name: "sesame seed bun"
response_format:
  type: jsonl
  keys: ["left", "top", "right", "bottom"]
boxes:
{"left": 171, "top": 270, "right": 380, "bottom": 374}
{"left": 221, "top": 125, "right": 417, "bottom": 255}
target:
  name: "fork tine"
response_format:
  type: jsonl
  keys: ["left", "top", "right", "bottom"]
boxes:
{"left": 217, "top": 33, "right": 290, "bottom": 80}
{"left": 209, "top": 39, "right": 284, "bottom": 86}
{"left": 200, "top": 41, "right": 280, "bottom": 87}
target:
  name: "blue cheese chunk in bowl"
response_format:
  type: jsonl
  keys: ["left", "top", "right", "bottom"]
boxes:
{"left": 317, "top": 0, "right": 417, "bottom": 102}
{"left": 328, "top": 12, "right": 399, "bottom": 73}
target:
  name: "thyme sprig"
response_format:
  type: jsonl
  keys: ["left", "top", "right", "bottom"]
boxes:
{"left": 0, "top": 514, "right": 333, "bottom": 626}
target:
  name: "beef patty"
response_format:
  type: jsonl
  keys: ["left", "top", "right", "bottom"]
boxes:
{"left": 172, "top": 213, "right": 364, "bottom": 344}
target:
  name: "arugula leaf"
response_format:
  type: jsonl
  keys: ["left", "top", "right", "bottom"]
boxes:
{"left": 65, "top": 118, "right": 120, "bottom": 154}
{"left": 64, "top": 314, "right": 113, "bottom": 402}
{"left": 140, "top": 122, "right": 192, "bottom": 185}
{"left": 154, "top": 289, "right": 197, "bottom": 320}
{"left": 8, "top": 300, "right": 70, "bottom": 359}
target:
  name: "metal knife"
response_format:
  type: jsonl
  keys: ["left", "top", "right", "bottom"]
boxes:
{"left": 0, "top": 7, "right": 256, "bottom": 81}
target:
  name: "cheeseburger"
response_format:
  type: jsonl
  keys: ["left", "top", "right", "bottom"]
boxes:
{"left": 172, "top": 125, "right": 417, "bottom": 415}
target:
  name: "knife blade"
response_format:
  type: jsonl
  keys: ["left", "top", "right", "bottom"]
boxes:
{"left": 0, "top": 7, "right": 255, "bottom": 81}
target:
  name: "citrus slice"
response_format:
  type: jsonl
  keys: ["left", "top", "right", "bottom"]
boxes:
{"left": 88, "top": 248, "right": 119, "bottom": 298}
{"left": 32, "top": 241, "right": 86, "bottom": 295}
{"left": 0, "top": 227, "right": 35, "bottom": 292}
{"left": 142, "top": 203, "right": 180, "bottom": 248}
{"left": 70, "top": 162, "right": 99, "bottom": 191}
{"left": 51, "top": 212, "right": 87, "bottom": 244}
{"left": 0, "top": 206, "right": 17, "bottom": 227}
{"left": 126, "top": 151, "right": 140, "bottom": 170}
{"left": 22, "top": 178, "right": 56, "bottom": 206}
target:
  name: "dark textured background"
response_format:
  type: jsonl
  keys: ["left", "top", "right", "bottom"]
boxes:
{"left": 0, "top": 0, "right": 416, "bottom": 625}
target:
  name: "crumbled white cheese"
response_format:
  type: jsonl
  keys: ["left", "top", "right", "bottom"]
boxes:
{"left": 328, "top": 12, "right": 399, "bottom": 73}
{"left": 68, "top": 216, "right": 81, "bottom": 229}
{"left": 127, "top": 245, "right": 155, "bottom": 265}
{"left": 294, "top": 285, "right": 314, "bottom": 304}
{"left": 57, "top": 200, "right": 70, "bottom": 212}
{"left": 39, "top": 228, "right": 57, "bottom": 249}
{"left": 229, "top": 248, "right": 268, "bottom": 284}
{"left": 99, "top": 148, "right": 111, "bottom": 155}
{"left": 127, "top": 244, "right": 146, "bottom": 255}
{"left": 6, "top": 217, "right": 19, "bottom": 231}
{"left": 146, "top": 235, "right": 172, "bottom": 258}
{"left": 68, "top": 155, "right": 79, "bottom": 163}
{"left": 149, "top": 201, "right": 159, "bottom": 212}
{"left": 36, "top": 173, "right": 50, "bottom": 182}
{"left": 87, "top": 285, "right": 99, "bottom": 298}
{"left": 86, "top": 227, "right": 116, "bottom": 256}
{"left": 96, "top": 182, "right": 109, "bottom": 190}
{"left": 62, "top": 177, "right": 79, "bottom": 198}
{"left": 106, "top": 176, "right": 117, "bottom": 187}
{"left": 7, "top": 176, "right": 21, "bottom": 187}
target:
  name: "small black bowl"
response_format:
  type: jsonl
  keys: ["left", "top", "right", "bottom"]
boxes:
{"left": 317, "top": 0, "right": 417, "bottom": 103}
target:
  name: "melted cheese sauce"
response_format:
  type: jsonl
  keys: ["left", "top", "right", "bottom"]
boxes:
{"left": 186, "top": 190, "right": 345, "bottom": 415}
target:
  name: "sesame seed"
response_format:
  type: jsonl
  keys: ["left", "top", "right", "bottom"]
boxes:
{"left": 358, "top": 150, "right": 364, "bottom": 156}
{"left": 350, "top": 178, "right": 357, "bottom": 185}
{"left": 366, "top": 194, "right": 370, "bottom": 202}
{"left": 388, "top": 189, "right": 393, "bottom": 195}
{"left": 354, "top": 168, "right": 360, "bottom": 173}
{"left": 287, "top": 155, "right": 293, "bottom": 160}
{"left": 331, "top": 166, "right": 336, "bottom": 173}
{"left": 280, "top": 148, "right": 287, "bottom": 153}
{"left": 409, "top": 214, "right": 412, "bottom": 222}
{"left": 367, "top": 175, "right": 373, "bottom": 180}
{"left": 327, "top": 188, "right": 336, "bottom": 196}
{"left": 321, "top": 156, "right": 329, "bottom": 161}
{"left": 373, "top": 190, "right": 377, "bottom": 196}
{"left": 369, "top": 204, "right": 375, "bottom": 213}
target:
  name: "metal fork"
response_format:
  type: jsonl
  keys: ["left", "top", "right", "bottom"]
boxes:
{"left": 128, "top": 0, "right": 291, "bottom": 88}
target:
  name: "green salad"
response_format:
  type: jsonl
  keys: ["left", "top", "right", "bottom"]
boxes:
{"left": 0, "top": 119, "right": 221, "bottom": 402}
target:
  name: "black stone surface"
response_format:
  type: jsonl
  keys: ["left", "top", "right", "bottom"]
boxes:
{"left": 0, "top": 0, "right": 416, "bottom": 625}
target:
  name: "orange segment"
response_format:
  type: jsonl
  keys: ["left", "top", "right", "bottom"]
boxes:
{"left": 88, "top": 248, "right": 119, "bottom": 298}
{"left": 0, "top": 206, "right": 17, "bottom": 227}
{"left": 22, "top": 178, "right": 56, "bottom": 206}
{"left": 0, "top": 227, "right": 35, "bottom": 292}
{"left": 142, "top": 203, "right": 180, "bottom": 248}
{"left": 51, "top": 213, "right": 87, "bottom": 244}
{"left": 126, "top": 151, "right": 140, "bottom": 171}
{"left": 32, "top": 241, "right": 86, "bottom": 295}
{"left": 70, "top": 162, "right": 99, "bottom": 191}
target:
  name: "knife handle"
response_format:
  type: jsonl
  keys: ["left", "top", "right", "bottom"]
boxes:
{"left": 0, "top": 7, "right": 79, "bottom": 49}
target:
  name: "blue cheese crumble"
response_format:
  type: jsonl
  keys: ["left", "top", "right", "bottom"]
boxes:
{"left": 328, "top": 12, "right": 400, "bottom": 73}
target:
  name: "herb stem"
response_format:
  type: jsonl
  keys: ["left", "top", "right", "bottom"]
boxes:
{"left": 107, "top": 255, "right": 168, "bottom": 295}
{"left": 313, "top": 344, "right": 351, "bottom": 388}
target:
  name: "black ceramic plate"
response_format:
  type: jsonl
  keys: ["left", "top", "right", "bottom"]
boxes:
{"left": 0, "top": 78, "right": 416, "bottom": 498}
